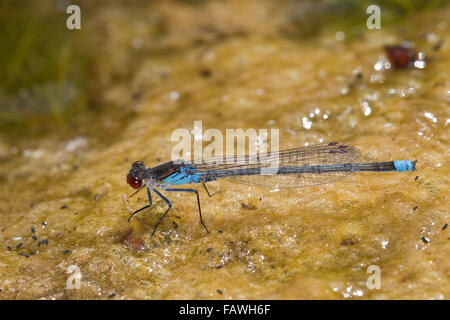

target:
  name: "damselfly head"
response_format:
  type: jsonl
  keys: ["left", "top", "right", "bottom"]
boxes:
{"left": 127, "top": 161, "right": 145, "bottom": 189}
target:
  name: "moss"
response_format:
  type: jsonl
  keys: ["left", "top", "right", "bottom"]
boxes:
{"left": 0, "top": 0, "right": 88, "bottom": 133}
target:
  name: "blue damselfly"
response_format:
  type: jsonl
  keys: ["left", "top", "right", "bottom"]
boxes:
{"left": 126, "top": 142, "right": 416, "bottom": 236}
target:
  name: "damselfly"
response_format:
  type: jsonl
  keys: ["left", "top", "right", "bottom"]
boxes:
{"left": 126, "top": 142, "right": 416, "bottom": 237}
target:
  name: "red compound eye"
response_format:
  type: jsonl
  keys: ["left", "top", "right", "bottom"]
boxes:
{"left": 127, "top": 174, "right": 142, "bottom": 189}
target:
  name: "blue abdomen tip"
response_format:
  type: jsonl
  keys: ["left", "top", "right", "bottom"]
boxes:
{"left": 394, "top": 160, "right": 417, "bottom": 172}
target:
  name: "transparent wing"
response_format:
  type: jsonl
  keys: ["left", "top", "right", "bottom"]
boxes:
{"left": 188, "top": 142, "right": 362, "bottom": 188}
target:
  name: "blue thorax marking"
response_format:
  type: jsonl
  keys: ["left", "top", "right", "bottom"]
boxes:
{"left": 161, "top": 164, "right": 199, "bottom": 185}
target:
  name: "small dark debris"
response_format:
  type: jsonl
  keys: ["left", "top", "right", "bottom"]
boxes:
{"left": 133, "top": 92, "right": 142, "bottom": 100}
{"left": 415, "top": 176, "right": 419, "bottom": 181}
{"left": 42, "top": 222, "right": 47, "bottom": 227}
{"left": 32, "top": 235, "right": 37, "bottom": 241}
{"left": 121, "top": 231, "right": 145, "bottom": 253}
{"left": 108, "top": 293, "right": 116, "bottom": 298}
{"left": 413, "top": 206, "right": 418, "bottom": 211}
{"left": 218, "top": 230, "right": 223, "bottom": 233}
{"left": 355, "top": 72, "right": 363, "bottom": 80}
{"left": 24, "top": 254, "right": 30, "bottom": 258}
{"left": 241, "top": 202, "right": 256, "bottom": 210}
{"left": 216, "top": 265, "right": 223, "bottom": 269}
{"left": 199, "top": 69, "right": 212, "bottom": 78}
{"left": 216, "top": 289, "right": 223, "bottom": 295}
{"left": 30, "top": 251, "right": 35, "bottom": 255}
{"left": 31, "top": 227, "right": 35, "bottom": 233}
{"left": 38, "top": 241, "right": 42, "bottom": 247}
{"left": 341, "top": 238, "right": 355, "bottom": 246}
{"left": 421, "top": 236, "right": 429, "bottom": 244}
{"left": 16, "top": 243, "right": 22, "bottom": 249}
{"left": 156, "top": 158, "right": 161, "bottom": 162}
{"left": 63, "top": 250, "right": 70, "bottom": 254}
{"left": 60, "top": 205, "right": 68, "bottom": 209}
{"left": 442, "top": 224, "right": 448, "bottom": 231}
{"left": 7, "top": 246, "right": 11, "bottom": 250}
{"left": 172, "top": 221, "right": 178, "bottom": 229}
{"left": 206, "top": 247, "right": 213, "bottom": 253}
{"left": 433, "top": 39, "right": 444, "bottom": 51}
{"left": 30, "top": 203, "right": 35, "bottom": 208}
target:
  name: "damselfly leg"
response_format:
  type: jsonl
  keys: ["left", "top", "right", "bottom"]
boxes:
{"left": 127, "top": 183, "right": 209, "bottom": 237}
{"left": 127, "top": 182, "right": 152, "bottom": 222}
{"left": 150, "top": 187, "right": 172, "bottom": 238}
{"left": 202, "top": 182, "right": 220, "bottom": 198}
{"left": 161, "top": 186, "right": 209, "bottom": 234}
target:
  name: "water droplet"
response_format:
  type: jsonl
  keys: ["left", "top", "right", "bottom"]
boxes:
{"left": 424, "top": 112, "right": 437, "bottom": 123}
{"left": 302, "top": 117, "right": 312, "bottom": 130}
{"left": 170, "top": 91, "right": 180, "bottom": 100}
{"left": 414, "top": 60, "right": 426, "bottom": 69}
{"left": 335, "top": 31, "right": 345, "bottom": 41}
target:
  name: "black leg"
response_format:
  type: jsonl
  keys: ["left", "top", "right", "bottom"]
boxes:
{"left": 128, "top": 183, "right": 152, "bottom": 222}
{"left": 151, "top": 187, "right": 172, "bottom": 238}
{"left": 202, "top": 182, "right": 219, "bottom": 197}
{"left": 162, "top": 186, "right": 209, "bottom": 234}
